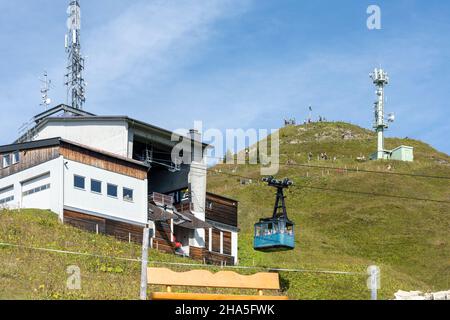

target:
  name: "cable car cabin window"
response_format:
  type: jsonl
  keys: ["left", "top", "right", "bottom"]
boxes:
{"left": 255, "top": 225, "right": 262, "bottom": 237}
{"left": 254, "top": 219, "right": 295, "bottom": 252}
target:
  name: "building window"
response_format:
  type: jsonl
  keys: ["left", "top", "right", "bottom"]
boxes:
{"left": 23, "top": 184, "right": 50, "bottom": 197}
{"left": 2, "top": 154, "right": 11, "bottom": 168}
{"left": 123, "top": 188, "right": 134, "bottom": 202}
{"left": 107, "top": 184, "right": 118, "bottom": 198}
{"left": 0, "top": 185, "right": 14, "bottom": 195}
{"left": 12, "top": 152, "right": 20, "bottom": 165}
{"left": 91, "top": 179, "right": 102, "bottom": 194}
{"left": 74, "top": 175, "right": 85, "bottom": 190}
{"left": 0, "top": 195, "right": 14, "bottom": 205}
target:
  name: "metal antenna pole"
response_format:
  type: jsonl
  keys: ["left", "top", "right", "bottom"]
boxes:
{"left": 39, "top": 71, "right": 52, "bottom": 111}
{"left": 370, "top": 69, "right": 389, "bottom": 160}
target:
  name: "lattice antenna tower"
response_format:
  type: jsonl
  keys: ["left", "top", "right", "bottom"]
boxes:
{"left": 64, "top": 0, "right": 86, "bottom": 110}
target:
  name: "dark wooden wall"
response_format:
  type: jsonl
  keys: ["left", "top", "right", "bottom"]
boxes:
{"left": 205, "top": 228, "right": 232, "bottom": 256}
{"left": 1, "top": 143, "right": 147, "bottom": 180}
{"left": 205, "top": 193, "right": 238, "bottom": 227}
{"left": 153, "top": 221, "right": 176, "bottom": 254}
{"left": 154, "top": 221, "right": 171, "bottom": 241}
{"left": 64, "top": 210, "right": 144, "bottom": 243}
{"left": 189, "top": 246, "right": 204, "bottom": 261}
{"left": 211, "top": 229, "right": 221, "bottom": 253}
{"left": 223, "top": 231, "right": 232, "bottom": 256}
{"left": 106, "top": 219, "right": 143, "bottom": 243}
{"left": 0, "top": 147, "right": 59, "bottom": 179}
{"left": 60, "top": 143, "right": 147, "bottom": 180}
{"left": 205, "top": 251, "right": 234, "bottom": 266}
{"left": 189, "top": 246, "right": 234, "bottom": 266}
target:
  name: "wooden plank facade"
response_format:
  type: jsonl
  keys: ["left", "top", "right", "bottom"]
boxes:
{"left": 188, "top": 246, "right": 235, "bottom": 266}
{"left": 223, "top": 231, "right": 232, "bottom": 255}
{"left": 0, "top": 141, "right": 148, "bottom": 180}
{"left": 60, "top": 142, "right": 147, "bottom": 180}
{"left": 211, "top": 229, "right": 221, "bottom": 253}
{"left": 64, "top": 209, "right": 144, "bottom": 243}
{"left": 0, "top": 146, "right": 59, "bottom": 179}
{"left": 205, "top": 193, "right": 238, "bottom": 227}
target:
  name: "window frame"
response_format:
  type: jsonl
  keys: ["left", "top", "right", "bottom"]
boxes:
{"left": 23, "top": 184, "right": 51, "bottom": 197}
{"left": 0, "top": 195, "right": 14, "bottom": 205}
{"left": 74, "top": 175, "right": 86, "bottom": 190}
{"left": 90, "top": 179, "right": 102, "bottom": 195}
{"left": 2, "top": 154, "right": 11, "bottom": 168}
{"left": 107, "top": 183, "right": 118, "bottom": 199}
{"left": 12, "top": 152, "right": 20, "bottom": 165}
{"left": 123, "top": 187, "right": 134, "bottom": 202}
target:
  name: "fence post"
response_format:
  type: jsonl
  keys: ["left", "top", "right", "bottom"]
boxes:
{"left": 140, "top": 227, "right": 150, "bottom": 300}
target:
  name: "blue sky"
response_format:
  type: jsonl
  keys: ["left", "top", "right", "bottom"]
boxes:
{"left": 0, "top": 0, "right": 449, "bottom": 155}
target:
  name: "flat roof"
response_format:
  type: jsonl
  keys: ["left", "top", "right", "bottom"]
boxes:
{"left": 16, "top": 105, "right": 211, "bottom": 149}
{"left": 206, "top": 192, "right": 239, "bottom": 203}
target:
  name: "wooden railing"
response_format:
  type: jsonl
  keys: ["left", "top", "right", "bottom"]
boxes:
{"left": 151, "top": 192, "right": 174, "bottom": 208}
{"left": 174, "top": 200, "right": 193, "bottom": 213}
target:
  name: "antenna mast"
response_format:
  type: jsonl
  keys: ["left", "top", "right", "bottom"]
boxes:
{"left": 40, "top": 71, "right": 52, "bottom": 110}
{"left": 65, "top": 0, "right": 86, "bottom": 110}
{"left": 370, "top": 68, "right": 389, "bottom": 160}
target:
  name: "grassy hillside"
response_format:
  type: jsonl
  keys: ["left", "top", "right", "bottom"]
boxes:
{"left": 0, "top": 209, "right": 203, "bottom": 300}
{"left": 208, "top": 122, "right": 450, "bottom": 299}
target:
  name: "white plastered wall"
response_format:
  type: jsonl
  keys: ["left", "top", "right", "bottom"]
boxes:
{"left": 0, "top": 157, "right": 64, "bottom": 218}
{"left": 33, "top": 120, "right": 129, "bottom": 158}
{"left": 63, "top": 159, "right": 147, "bottom": 225}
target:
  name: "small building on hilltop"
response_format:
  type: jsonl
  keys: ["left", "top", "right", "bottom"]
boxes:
{"left": 0, "top": 104, "right": 239, "bottom": 265}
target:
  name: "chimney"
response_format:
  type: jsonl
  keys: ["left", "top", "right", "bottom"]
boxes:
{"left": 189, "top": 129, "right": 201, "bottom": 142}
{"left": 189, "top": 129, "right": 203, "bottom": 163}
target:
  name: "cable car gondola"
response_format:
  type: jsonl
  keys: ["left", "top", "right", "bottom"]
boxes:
{"left": 254, "top": 177, "right": 295, "bottom": 252}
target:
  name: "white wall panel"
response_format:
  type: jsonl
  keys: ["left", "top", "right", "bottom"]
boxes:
{"left": 63, "top": 160, "right": 147, "bottom": 225}
{"left": 33, "top": 120, "right": 129, "bottom": 157}
{"left": 0, "top": 157, "right": 64, "bottom": 217}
